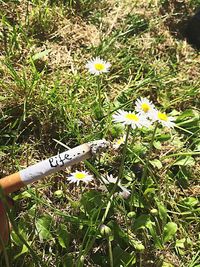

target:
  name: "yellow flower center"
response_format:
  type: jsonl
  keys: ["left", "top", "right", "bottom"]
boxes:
{"left": 75, "top": 172, "right": 86, "bottom": 180}
{"left": 158, "top": 112, "right": 168, "bottom": 121}
{"left": 141, "top": 103, "right": 150, "bottom": 113}
{"left": 117, "top": 137, "right": 124, "bottom": 145}
{"left": 94, "top": 63, "right": 105, "bottom": 71}
{"left": 125, "top": 113, "right": 139, "bottom": 121}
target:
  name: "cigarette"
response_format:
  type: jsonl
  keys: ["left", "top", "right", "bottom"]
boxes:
{"left": 0, "top": 139, "right": 109, "bottom": 195}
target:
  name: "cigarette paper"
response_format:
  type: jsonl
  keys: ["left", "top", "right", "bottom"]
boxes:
{"left": 0, "top": 139, "right": 109, "bottom": 194}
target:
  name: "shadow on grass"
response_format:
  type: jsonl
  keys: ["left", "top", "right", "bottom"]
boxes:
{"left": 160, "top": 0, "right": 200, "bottom": 50}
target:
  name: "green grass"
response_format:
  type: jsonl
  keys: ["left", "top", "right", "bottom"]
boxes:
{"left": 0, "top": 0, "right": 200, "bottom": 266}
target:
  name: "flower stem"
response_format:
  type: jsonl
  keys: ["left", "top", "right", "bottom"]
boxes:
{"left": 96, "top": 76, "right": 102, "bottom": 115}
{"left": 108, "top": 238, "right": 114, "bottom": 267}
{"left": 117, "top": 125, "right": 131, "bottom": 181}
{"left": 101, "top": 195, "right": 113, "bottom": 224}
{"left": 141, "top": 122, "right": 158, "bottom": 188}
{"left": 75, "top": 126, "right": 131, "bottom": 264}
{"left": 80, "top": 183, "right": 83, "bottom": 195}
{"left": 100, "top": 125, "right": 131, "bottom": 223}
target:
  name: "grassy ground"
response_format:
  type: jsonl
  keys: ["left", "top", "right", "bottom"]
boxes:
{"left": 0, "top": 0, "right": 200, "bottom": 266}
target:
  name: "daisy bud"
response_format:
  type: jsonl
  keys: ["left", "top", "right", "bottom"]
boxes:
{"left": 100, "top": 224, "right": 112, "bottom": 237}
{"left": 150, "top": 208, "right": 158, "bottom": 215}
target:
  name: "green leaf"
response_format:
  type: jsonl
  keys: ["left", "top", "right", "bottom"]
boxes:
{"left": 32, "top": 49, "right": 51, "bottom": 61}
{"left": 60, "top": 254, "right": 74, "bottom": 267}
{"left": 113, "top": 245, "right": 136, "bottom": 266}
{"left": 81, "top": 190, "right": 103, "bottom": 216}
{"left": 173, "top": 156, "right": 195, "bottom": 166}
{"left": 163, "top": 222, "right": 178, "bottom": 243}
{"left": 150, "top": 159, "right": 163, "bottom": 169}
{"left": 133, "top": 214, "right": 150, "bottom": 230}
{"left": 36, "top": 215, "right": 53, "bottom": 241}
{"left": 54, "top": 190, "right": 64, "bottom": 198}
{"left": 14, "top": 244, "right": 29, "bottom": 259}
{"left": 176, "top": 109, "right": 199, "bottom": 122}
{"left": 143, "top": 187, "right": 156, "bottom": 197}
{"left": 161, "top": 262, "right": 174, "bottom": 267}
{"left": 175, "top": 238, "right": 185, "bottom": 248}
{"left": 130, "top": 191, "right": 145, "bottom": 207}
{"left": 156, "top": 133, "right": 171, "bottom": 142}
{"left": 194, "top": 141, "right": 200, "bottom": 151}
{"left": 157, "top": 202, "right": 167, "bottom": 226}
{"left": 176, "top": 109, "right": 199, "bottom": 132}
{"left": 11, "top": 228, "right": 27, "bottom": 246}
{"left": 146, "top": 220, "right": 163, "bottom": 249}
{"left": 180, "top": 197, "right": 199, "bottom": 208}
{"left": 129, "top": 239, "right": 145, "bottom": 251}
{"left": 153, "top": 141, "right": 162, "bottom": 150}
{"left": 13, "top": 191, "right": 32, "bottom": 201}
{"left": 0, "top": 96, "right": 7, "bottom": 101}
{"left": 11, "top": 221, "right": 28, "bottom": 247}
{"left": 57, "top": 224, "right": 70, "bottom": 249}
{"left": 108, "top": 221, "right": 129, "bottom": 246}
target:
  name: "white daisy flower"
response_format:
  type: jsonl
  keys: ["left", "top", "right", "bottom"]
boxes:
{"left": 152, "top": 110, "right": 175, "bottom": 128}
{"left": 86, "top": 57, "right": 111, "bottom": 75}
{"left": 113, "top": 135, "right": 126, "bottom": 150}
{"left": 118, "top": 186, "right": 131, "bottom": 199}
{"left": 102, "top": 174, "right": 130, "bottom": 199}
{"left": 67, "top": 171, "right": 93, "bottom": 186}
{"left": 135, "top": 97, "right": 156, "bottom": 119}
{"left": 112, "top": 110, "right": 150, "bottom": 129}
{"left": 102, "top": 174, "right": 117, "bottom": 184}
